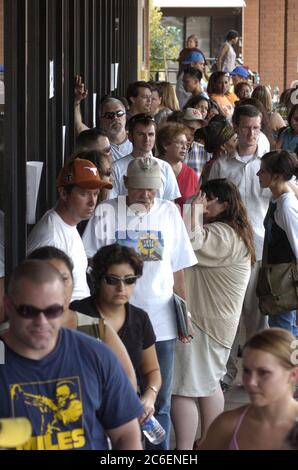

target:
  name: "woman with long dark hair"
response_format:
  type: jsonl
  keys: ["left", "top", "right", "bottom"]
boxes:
{"left": 171, "top": 179, "right": 255, "bottom": 449}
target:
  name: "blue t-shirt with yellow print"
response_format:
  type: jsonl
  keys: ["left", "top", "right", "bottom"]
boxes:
{"left": 0, "top": 328, "right": 143, "bottom": 450}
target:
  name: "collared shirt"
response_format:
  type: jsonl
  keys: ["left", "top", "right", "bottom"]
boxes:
{"left": 185, "top": 142, "right": 212, "bottom": 179}
{"left": 208, "top": 148, "right": 271, "bottom": 260}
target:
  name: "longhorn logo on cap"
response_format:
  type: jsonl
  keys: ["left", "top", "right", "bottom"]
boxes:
{"left": 84, "top": 167, "right": 98, "bottom": 176}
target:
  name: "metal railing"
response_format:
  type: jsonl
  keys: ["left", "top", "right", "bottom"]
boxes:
{"left": 150, "top": 57, "right": 217, "bottom": 84}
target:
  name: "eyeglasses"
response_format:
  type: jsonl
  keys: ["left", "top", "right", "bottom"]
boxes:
{"left": 13, "top": 303, "right": 64, "bottom": 319}
{"left": 102, "top": 275, "right": 139, "bottom": 286}
{"left": 173, "top": 140, "right": 189, "bottom": 148}
{"left": 102, "top": 110, "right": 126, "bottom": 120}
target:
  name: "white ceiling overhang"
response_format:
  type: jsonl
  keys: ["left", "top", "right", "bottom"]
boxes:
{"left": 154, "top": 1, "right": 245, "bottom": 8}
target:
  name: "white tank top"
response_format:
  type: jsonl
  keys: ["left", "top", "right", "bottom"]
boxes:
{"left": 222, "top": 42, "right": 236, "bottom": 73}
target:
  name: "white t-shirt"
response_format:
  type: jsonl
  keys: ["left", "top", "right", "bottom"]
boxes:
{"left": 0, "top": 211, "right": 4, "bottom": 277}
{"left": 273, "top": 191, "right": 298, "bottom": 259}
{"left": 109, "top": 154, "right": 181, "bottom": 201}
{"left": 83, "top": 198, "right": 197, "bottom": 341}
{"left": 27, "top": 209, "right": 90, "bottom": 301}
{"left": 111, "top": 139, "right": 133, "bottom": 162}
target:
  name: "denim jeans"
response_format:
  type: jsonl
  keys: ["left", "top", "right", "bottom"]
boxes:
{"left": 268, "top": 310, "right": 298, "bottom": 337}
{"left": 145, "top": 338, "right": 176, "bottom": 450}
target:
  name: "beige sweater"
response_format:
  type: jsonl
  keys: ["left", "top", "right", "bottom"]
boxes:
{"left": 185, "top": 222, "right": 251, "bottom": 348}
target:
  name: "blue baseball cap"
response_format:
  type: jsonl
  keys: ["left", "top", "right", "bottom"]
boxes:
{"left": 230, "top": 66, "right": 250, "bottom": 78}
{"left": 182, "top": 51, "right": 205, "bottom": 64}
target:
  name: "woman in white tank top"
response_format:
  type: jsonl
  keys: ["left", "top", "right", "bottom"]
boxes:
{"left": 217, "top": 30, "right": 239, "bottom": 73}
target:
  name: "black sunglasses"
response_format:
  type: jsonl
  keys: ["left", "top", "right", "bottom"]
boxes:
{"left": 102, "top": 110, "right": 126, "bottom": 120}
{"left": 13, "top": 303, "right": 64, "bottom": 319}
{"left": 102, "top": 275, "right": 139, "bottom": 286}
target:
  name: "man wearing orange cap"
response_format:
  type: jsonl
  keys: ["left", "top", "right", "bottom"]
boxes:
{"left": 28, "top": 159, "right": 110, "bottom": 301}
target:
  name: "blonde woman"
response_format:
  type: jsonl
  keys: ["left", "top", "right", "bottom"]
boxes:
{"left": 199, "top": 328, "right": 298, "bottom": 450}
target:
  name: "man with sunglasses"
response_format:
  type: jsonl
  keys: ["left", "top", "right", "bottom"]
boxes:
{"left": 109, "top": 113, "right": 180, "bottom": 201}
{"left": 83, "top": 157, "right": 197, "bottom": 450}
{"left": 74, "top": 76, "right": 132, "bottom": 162}
{"left": 28, "top": 159, "right": 111, "bottom": 301}
{"left": 0, "top": 260, "right": 143, "bottom": 450}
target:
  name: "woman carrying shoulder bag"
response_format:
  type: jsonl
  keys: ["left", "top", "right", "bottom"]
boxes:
{"left": 257, "top": 150, "right": 298, "bottom": 336}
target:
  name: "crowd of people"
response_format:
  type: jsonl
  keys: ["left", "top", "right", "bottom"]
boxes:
{"left": 0, "top": 30, "right": 298, "bottom": 451}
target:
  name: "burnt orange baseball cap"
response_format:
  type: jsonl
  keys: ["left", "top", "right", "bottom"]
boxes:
{"left": 57, "top": 158, "right": 112, "bottom": 190}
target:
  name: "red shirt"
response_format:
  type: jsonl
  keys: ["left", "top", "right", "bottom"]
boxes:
{"left": 175, "top": 163, "right": 199, "bottom": 215}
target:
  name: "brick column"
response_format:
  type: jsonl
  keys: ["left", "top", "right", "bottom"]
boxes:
{"left": 286, "top": 0, "right": 298, "bottom": 89}
{"left": 259, "top": 0, "right": 286, "bottom": 90}
{"left": 243, "top": 0, "right": 260, "bottom": 73}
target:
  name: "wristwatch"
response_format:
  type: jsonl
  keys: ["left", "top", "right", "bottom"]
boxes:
{"left": 146, "top": 385, "right": 158, "bottom": 394}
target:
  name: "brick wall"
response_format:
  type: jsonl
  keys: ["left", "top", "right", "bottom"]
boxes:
{"left": 242, "top": 0, "right": 259, "bottom": 73}
{"left": 259, "top": 0, "right": 285, "bottom": 91}
{"left": 243, "top": 0, "right": 298, "bottom": 92}
{"left": 286, "top": 0, "right": 298, "bottom": 88}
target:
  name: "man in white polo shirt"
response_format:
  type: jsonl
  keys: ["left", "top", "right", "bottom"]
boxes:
{"left": 209, "top": 104, "right": 271, "bottom": 389}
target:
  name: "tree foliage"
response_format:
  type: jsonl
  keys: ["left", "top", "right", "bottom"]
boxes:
{"left": 149, "top": 2, "right": 181, "bottom": 72}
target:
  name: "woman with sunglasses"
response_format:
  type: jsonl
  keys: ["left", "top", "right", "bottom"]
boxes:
{"left": 71, "top": 244, "right": 161, "bottom": 425}
{"left": 26, "top": 246, "right": 137, "bottom": 392}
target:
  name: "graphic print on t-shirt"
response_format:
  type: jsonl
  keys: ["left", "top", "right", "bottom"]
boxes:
{"left": 10, "top": 377, "right": 86, "bottom": 450}
{"left": 116, "top": 230, "right": 164, "bottom": 261}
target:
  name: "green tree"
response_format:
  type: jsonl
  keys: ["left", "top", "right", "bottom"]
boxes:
{"left": 149, "top": 2, "right": 181, "bottom": 74}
